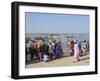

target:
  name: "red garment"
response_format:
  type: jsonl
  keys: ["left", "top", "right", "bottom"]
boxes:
{"left": 70, "top": 44, "right": 74, "bottom": 50}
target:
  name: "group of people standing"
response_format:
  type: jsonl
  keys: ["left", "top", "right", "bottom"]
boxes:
{"left": 25, "top": 37, "right": 63, "bottom": 64}
{"left": 25, "top": 36, "right": 89, "bottom": 64}
{"left": 68, "top": 40, "right": 89, "bottom": 62}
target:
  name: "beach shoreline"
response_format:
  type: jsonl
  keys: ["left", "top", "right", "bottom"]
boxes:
{"left": 25, "top": 53, "right": 89, "bottom": 68}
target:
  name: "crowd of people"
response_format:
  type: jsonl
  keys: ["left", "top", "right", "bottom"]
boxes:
{"left": 68, "top": 40, "right": 89, "bottom": 62}
{"left": 25, "top": 37, "right": 63, "bottom": 64}
{"left": 25, "top": 36, "right": 89, "bottom": 64}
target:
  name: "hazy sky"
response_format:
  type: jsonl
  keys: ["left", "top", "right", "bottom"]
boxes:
{"left": 25, "top": 12, "right": 89, "bottom": 33}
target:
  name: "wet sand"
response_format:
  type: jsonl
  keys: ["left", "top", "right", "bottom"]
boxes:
{"left": 25, "top": 54, "right": 89, "bottom": 68}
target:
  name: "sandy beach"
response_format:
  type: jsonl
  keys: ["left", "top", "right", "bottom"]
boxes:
{"left": 25, "top": 53, "right": 89, "bottom": 68}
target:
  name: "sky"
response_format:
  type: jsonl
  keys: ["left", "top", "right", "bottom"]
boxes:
{"left": 25, "top": 12, "right": 89, "bottom": 34}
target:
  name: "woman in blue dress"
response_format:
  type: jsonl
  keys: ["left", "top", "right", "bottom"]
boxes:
{"left": 54, "top": 43, "right": 60, "bottom": 59}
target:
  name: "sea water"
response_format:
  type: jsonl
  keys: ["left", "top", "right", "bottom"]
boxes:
{"left": 25, "top": 33, "right": 89, "bottom": 49}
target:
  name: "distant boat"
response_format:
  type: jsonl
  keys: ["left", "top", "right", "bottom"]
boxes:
{"left": 66, "top": 36, "right": 74, "bottom": 38}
